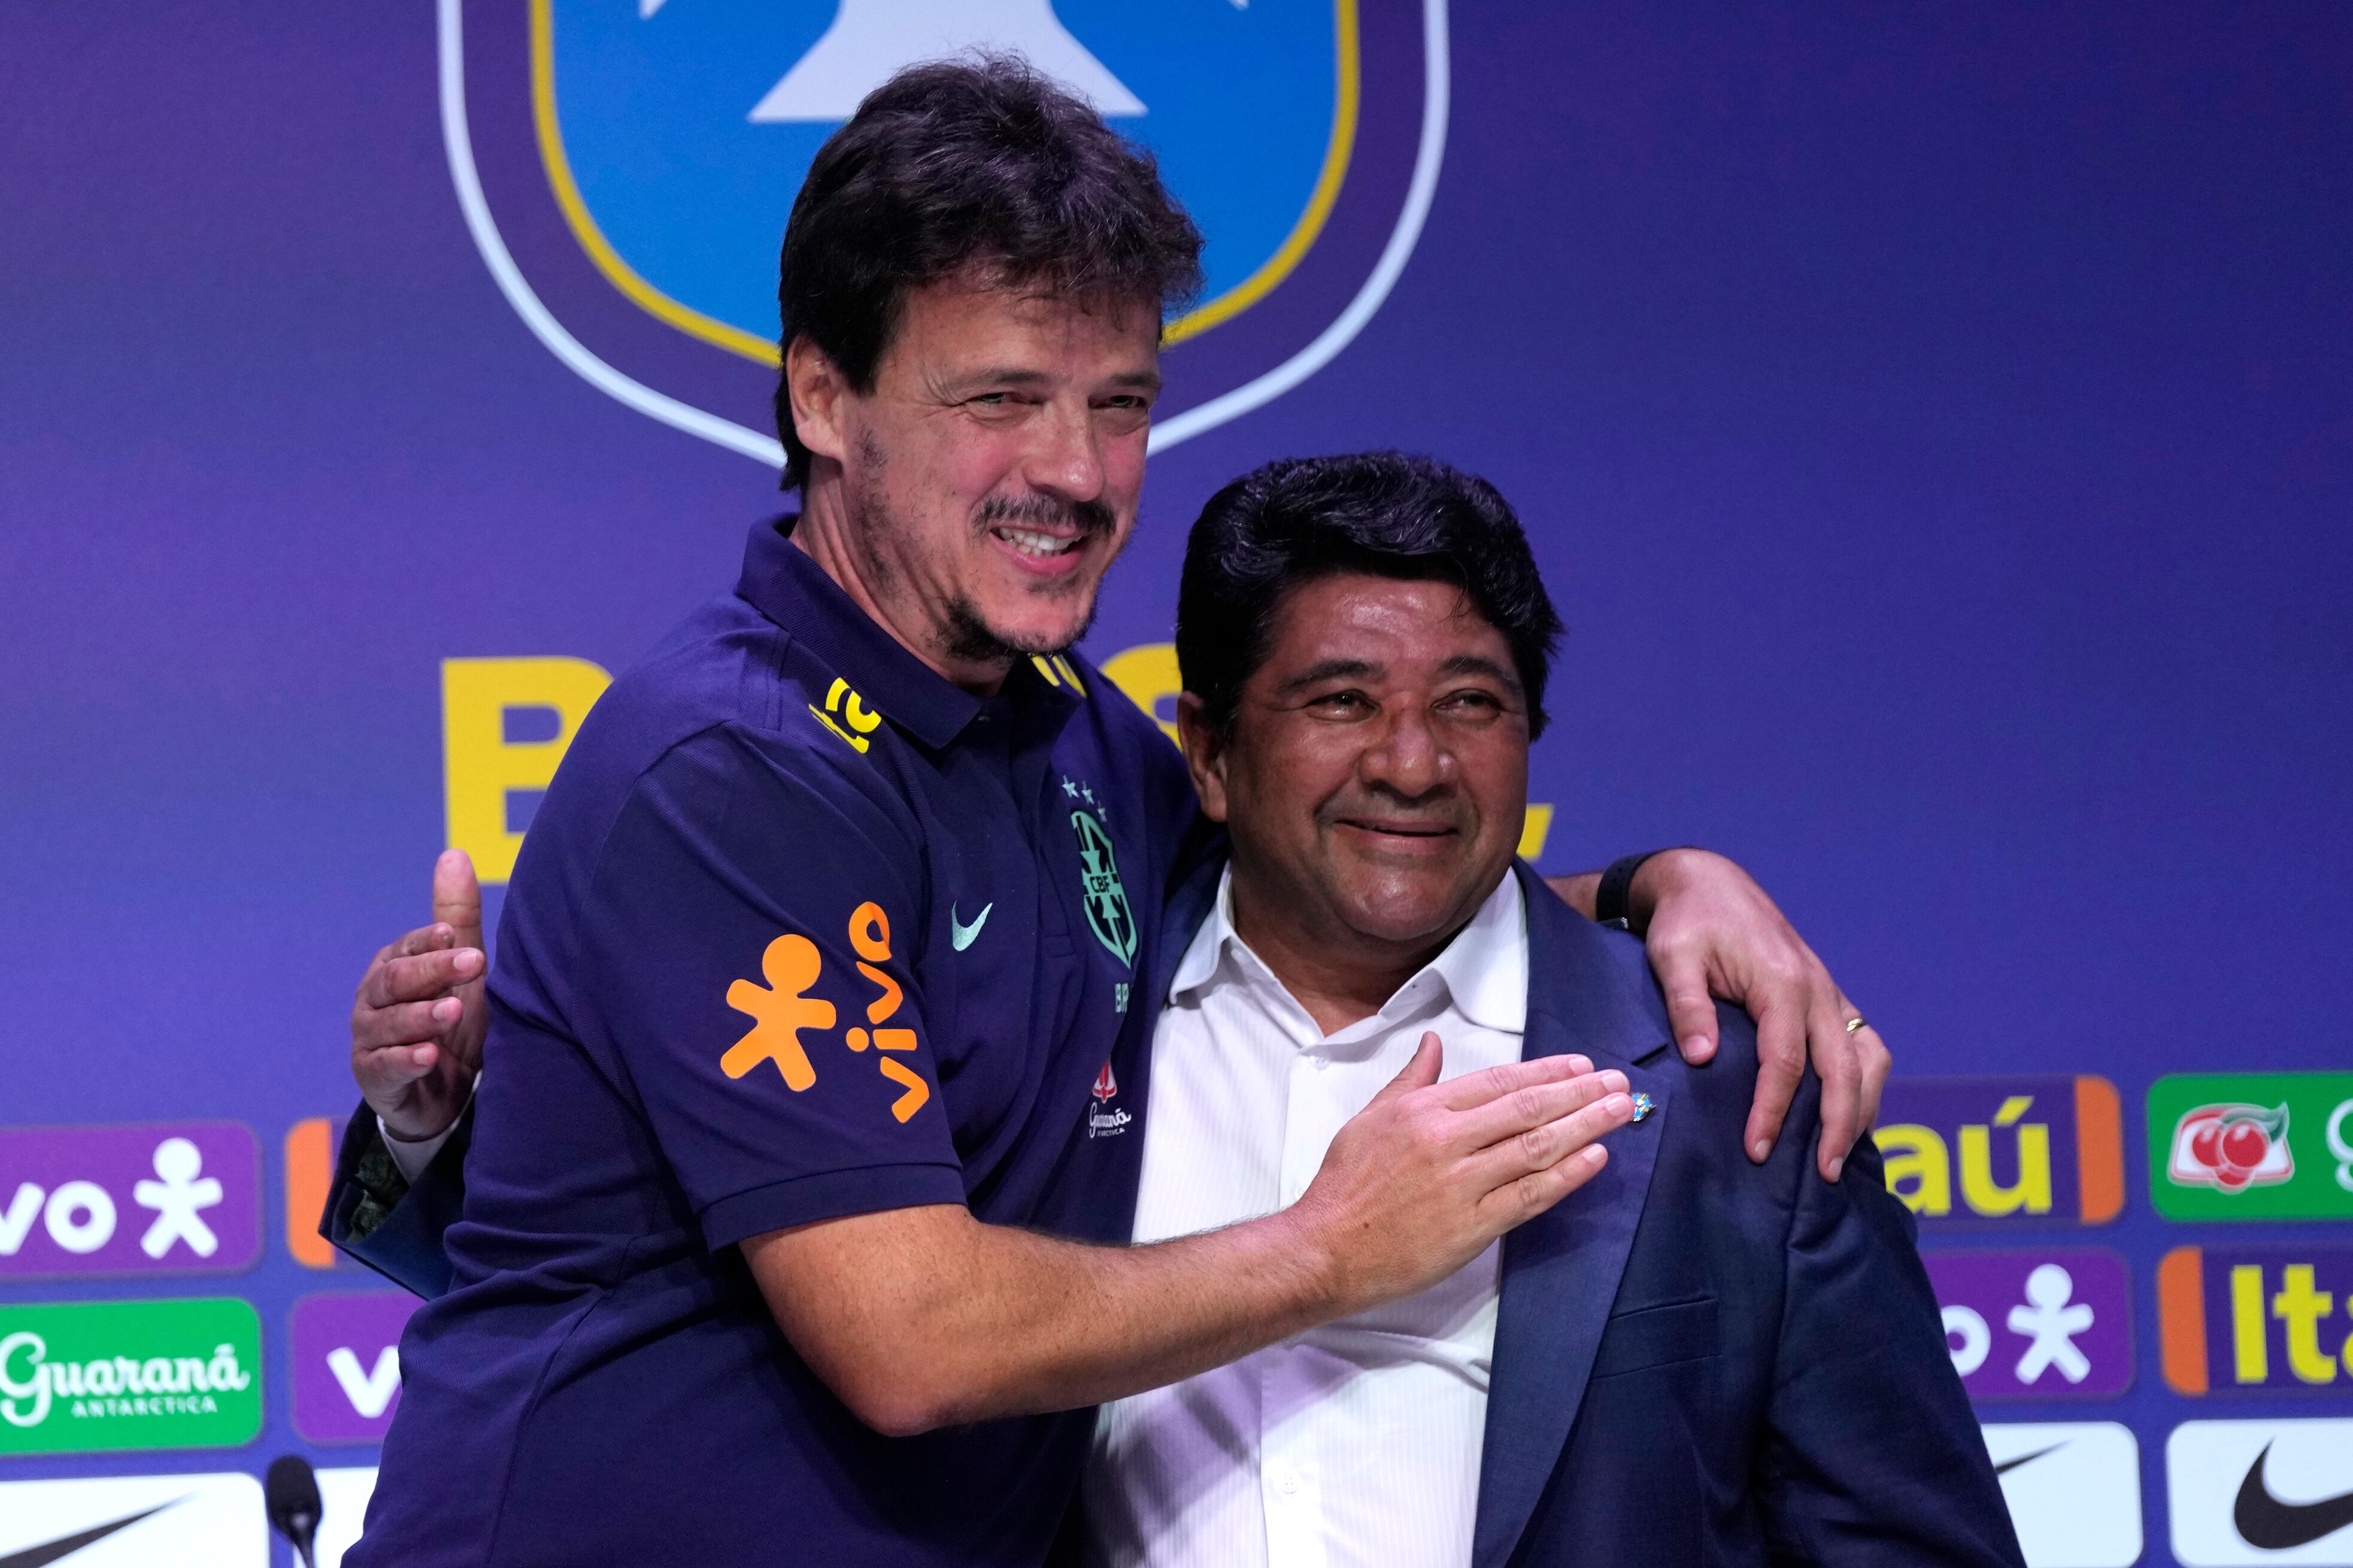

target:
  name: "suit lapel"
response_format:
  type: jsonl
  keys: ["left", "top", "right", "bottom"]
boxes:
{"left": 1472, "top": 865, "right": 1676, "bottom": 1568}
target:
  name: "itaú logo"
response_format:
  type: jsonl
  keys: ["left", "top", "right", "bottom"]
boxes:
{"left": 0, "top": 1332, "right": 252, "bottom": 1429}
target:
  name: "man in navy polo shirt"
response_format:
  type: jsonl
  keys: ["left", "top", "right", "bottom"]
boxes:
{"left": 337, "top": 60, "right": 1890, "bottom": 1568}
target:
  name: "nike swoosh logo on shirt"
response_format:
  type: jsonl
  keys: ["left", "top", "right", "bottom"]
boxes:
{"left": 1993, "top": 1442, "right": 2067, "bottom": 1477}
{"left": 0, "top": 1500, "right": 181, "bottom": 1568}
{"left": 950, "top": 902, "right": 993, "bottom": 951}
{"left": 2235, "top": 1442, "right": 2353, "bottom": 1550}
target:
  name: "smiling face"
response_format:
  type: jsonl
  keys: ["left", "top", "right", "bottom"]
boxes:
{"left": 1183, "top": 571, "right": 1533, "bottom": 966}
{"left": 786, "top": 271, "right": 1163, "bottom": 687}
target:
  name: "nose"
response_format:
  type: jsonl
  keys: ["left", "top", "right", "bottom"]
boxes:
{"left": 1021, "top": 397, "right": 1106, "bottom": 504}
{"left": 1359, "top": 702, "right": 1452, "bottom": 800}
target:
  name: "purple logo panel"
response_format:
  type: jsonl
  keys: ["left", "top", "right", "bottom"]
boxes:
{"left": 0, "top": 1123, "right": 259, "bottom": 1278}
{"left": 290, "top": 1291, "right": 419, "bottom": 1443}
{"left": 1924, "top": 1248, "right": 2133, "bottom": 1399}
{"left": 1875, "top": 1076, "right": 2087, "bottom": 1226}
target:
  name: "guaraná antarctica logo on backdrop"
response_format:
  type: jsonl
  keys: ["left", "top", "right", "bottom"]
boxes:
{"left": 0, "top": 1298, "right": 262, "bottom": 1456}
{"left": 1870, "top": 1075, "right": 2125, "bottom": 1227}
{"left": 0, "top": 1123, "right": 259, "bottom": 1279}
{"left": 437, "top": 0, "right": 1451, "bottom": 468}
{"left": 2149, "top": 1071, "right": 2353, "bottom": 1222}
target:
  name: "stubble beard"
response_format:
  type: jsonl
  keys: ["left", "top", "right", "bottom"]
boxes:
{"left": 848, "top": 434, "right": 1109, "bottom": 666}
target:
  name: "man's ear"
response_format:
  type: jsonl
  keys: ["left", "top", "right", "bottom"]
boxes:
{"left": 1175, "top": 693, "right": 1231, "bottom": 825}
{"left": 785, "top": 335, "right": 850, "bottom": 466}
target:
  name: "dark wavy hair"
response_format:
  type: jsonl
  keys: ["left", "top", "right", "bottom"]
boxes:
{"left": 772, "top": 56, "right": 1203, "bottom": 487}
{"left": 1176, "top": 453, "right": 1567, "bottom": 738}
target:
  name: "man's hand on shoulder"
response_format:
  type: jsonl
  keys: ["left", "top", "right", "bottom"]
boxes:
{"left": 1547, "top": 849, "right": 1891, "bottom": 1182}
{"left": 351, "top": 849, "right": 489, "bottom": 1142}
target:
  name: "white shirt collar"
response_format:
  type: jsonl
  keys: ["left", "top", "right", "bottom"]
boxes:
{"left": 1168, "top": 865, "right": 1528, "bottom": 1036}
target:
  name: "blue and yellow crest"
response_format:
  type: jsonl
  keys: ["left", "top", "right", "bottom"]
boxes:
{"left": 436, "top": 0, "right": 1448, "bottom": 465}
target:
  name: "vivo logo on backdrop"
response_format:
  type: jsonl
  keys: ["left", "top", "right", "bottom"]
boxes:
{"left": 291, "top": 1291, "right": 419, "bottom": 1444}
{"left": 1927, "top": 1249, "right": 2133, "bottom": 1400}
{"left": 0, "top": 1123, "right": 259, "bottom": 1278}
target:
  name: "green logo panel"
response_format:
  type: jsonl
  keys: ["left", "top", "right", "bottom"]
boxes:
{"left": 0, "top": 1297, "right": 262, "bottom": 1455}
{"left": 2148, "top": 1072, "right": 2353, "bottom": 1222}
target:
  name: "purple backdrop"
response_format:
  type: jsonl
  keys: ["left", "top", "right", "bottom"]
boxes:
{"left": 4, "top": 5, "right": 2350, "bottom": 1564}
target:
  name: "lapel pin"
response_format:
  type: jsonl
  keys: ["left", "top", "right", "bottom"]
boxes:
{"left": 1629, "top": 1091, "right": 1654, "bottom": 1123}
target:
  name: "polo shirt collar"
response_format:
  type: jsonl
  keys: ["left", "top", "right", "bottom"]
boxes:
{"left": 1169, "top": 865, "right": 1529, "bottom": 1036}
{"left": 736, "top": 514, "right": 1069, "bottom": 751}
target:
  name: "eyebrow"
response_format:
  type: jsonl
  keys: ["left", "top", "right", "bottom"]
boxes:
{"left": 1273, "top": 657, "right": 1381, "bottom": 695}
{"left": 1435, "top": 653, "right": 1524, "bottom": 693}
{"left": 951, "top": 367, "right": 1165, "bottom": 395}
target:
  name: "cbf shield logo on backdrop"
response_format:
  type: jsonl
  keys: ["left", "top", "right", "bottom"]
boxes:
{"left": 438, "top": 0, "right": 1448, "bottom": 468}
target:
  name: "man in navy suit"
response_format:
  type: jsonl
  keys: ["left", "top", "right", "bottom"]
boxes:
{"left": 1080, "top": 452, "right": 2023, "bottom": 1567}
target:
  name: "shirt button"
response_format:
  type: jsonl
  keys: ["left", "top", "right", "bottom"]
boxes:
{"left": 1279, "top": 1474, "right": 1300, "bottom": 1496}
{"left": 1312, "top": 1056, "right": 1331, "bottom": 1072}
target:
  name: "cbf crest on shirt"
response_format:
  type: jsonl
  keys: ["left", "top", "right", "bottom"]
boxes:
{"left": 436, "top": 0, "right": 1450, "bottom": 464}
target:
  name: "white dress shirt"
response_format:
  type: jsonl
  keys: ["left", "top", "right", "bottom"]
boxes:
{"left": 1085, "top": 869, "right": 1529, "bottom": 1568}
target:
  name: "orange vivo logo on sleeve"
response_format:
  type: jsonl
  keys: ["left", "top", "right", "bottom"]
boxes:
{"left": 845, "top": 902, "right": 929, "bottom": 1124}
{"left": 721, "top": 905, "right": 932, "bottom": 1124}
{"left": 722, "top": 935, "right": 836, "bottom": 1091}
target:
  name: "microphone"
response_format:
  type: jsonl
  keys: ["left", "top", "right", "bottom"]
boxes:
{"left": 265, "top": 1455, "right": 323, "bottom": 1568}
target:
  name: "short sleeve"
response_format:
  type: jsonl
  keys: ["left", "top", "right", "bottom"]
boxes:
{"left": 577, "top": 727, "right": 966, "bottom": 1249}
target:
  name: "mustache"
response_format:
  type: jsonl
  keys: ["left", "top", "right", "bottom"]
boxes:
{"left": 974, "top": 494, "right": 1116, "bottom": 537}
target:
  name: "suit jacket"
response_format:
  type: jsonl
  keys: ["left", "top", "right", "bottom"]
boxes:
{"left": 336, "top": 859, "right": 2025, "bottom": 1568}
{"left": 1470, "top": 864, "right": 2022, "bottom": 1567}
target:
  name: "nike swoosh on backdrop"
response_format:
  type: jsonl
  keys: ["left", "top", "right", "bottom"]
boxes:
{"left": 0, "top": 1500, "right": 182, "bottom": 1568}
{"left": 2235, "top": 1442, "right": 2353, "bottom": 1551}
{"left": 951, "top": 902, "right": 993, "bottom": 952}
{"left": 1993, "top": 1442, "right": 2068, "bottom": 1477}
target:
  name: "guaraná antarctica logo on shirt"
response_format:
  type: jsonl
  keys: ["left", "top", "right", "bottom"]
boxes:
{"left": 0, "top": 1297, "right": 262, "bottom": 1456}
{"left": 2150, "top": 1072, "right": 2353, "bottom": 1222}
{"left": 1087, "top": 1060, "right": 1132, "bottom": 1141}
{"left": 1870, "top": 1076, "right": 2125, "bottom": 1227}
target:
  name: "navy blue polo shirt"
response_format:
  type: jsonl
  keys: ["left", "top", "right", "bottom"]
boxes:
{"left": 352, "top": 517, "right": 1197, "bottom": 1568}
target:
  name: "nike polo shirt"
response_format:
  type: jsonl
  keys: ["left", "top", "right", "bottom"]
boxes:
{"left": 351, "top": 516, "right": 1195, "bottom": 1568}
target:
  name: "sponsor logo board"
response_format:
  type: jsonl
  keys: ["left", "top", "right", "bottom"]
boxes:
{"left": 292, "top": 1290, "right": 418, "bottom": 1443}
{"left": 0, "top": 1472, "right": 267, "bottom": 1566}
{"left": 316, "top": 1466, "right": 378, "bottom": 1568}
{"left": 0, "top": 1297, "right": 262, "bottom": 1455}
{"left": 286, "top": 1117, "right": 345, "bottom": 1269}
{"left": 2160, "top": 1243, "right": 2353, "bottom": 1395}
{"left": 1927, "top": 1249, "right": 2132, "bottom": 1399}
{"left": 1983, "top": 1421, "right": 2142, "bottom": 1568}
{"left": 2151, "top": 1072, "right": 2353, "bottom": 1222}
{"left": 1873, "top": 1077, "right": 2125, "bottom": 1227}
{"left": 2169, "top": 1418, "right": 2353, "bottom": 1564}
{"left": 0, "top": 1122, "right": 259, "bottom": 1278}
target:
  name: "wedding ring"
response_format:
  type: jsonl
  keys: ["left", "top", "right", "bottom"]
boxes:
{"left": 1844, "top": 1015, "right": 1869, "bottom": 1034}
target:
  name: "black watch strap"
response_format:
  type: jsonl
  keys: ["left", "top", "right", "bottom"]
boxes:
{"left": 1594, "top": 850, "right": 1669, "bottom": 932}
